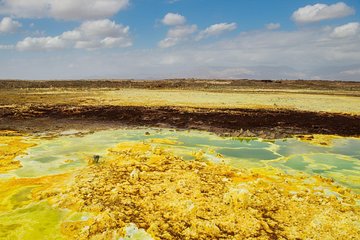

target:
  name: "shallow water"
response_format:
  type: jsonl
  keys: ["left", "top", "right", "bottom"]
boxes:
{"left": 1, "top": 128, "right": 360, "bottom": 239}
{"left": 4, "top": 128, "right": 359, "bottom": 190}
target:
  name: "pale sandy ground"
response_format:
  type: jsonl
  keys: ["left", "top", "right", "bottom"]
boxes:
{"left": 4, "top": 88, "right": 360, "bottom": 114}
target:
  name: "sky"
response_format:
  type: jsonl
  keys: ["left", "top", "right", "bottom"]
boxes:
{"left": 0, "top": 0, "right": 359, "bottom": 80}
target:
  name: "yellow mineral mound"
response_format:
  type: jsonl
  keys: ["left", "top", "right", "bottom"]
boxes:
{"left": 37, "top": 142, "right": 360, "bottom": 240}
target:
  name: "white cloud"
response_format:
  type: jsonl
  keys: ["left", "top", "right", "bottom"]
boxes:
{"left": 16, "top": 19, "right": 132, "bottom": 51}
{"left": 331, "top": 22, "right": 360, "bottom": 38}
{"left": 159, "top": 24, "right": 197, "bottom": 48}
{"left": 68, "top": 19, "right": 130, "bottom": 40}
{"left": 292, "top": 2, "right": 355, "bottom": 24}
{"left": 0, "top": 0, "right": 129, "bottom": 20}
{"left": 61, "top": 30, "right": 82, "bottom": 41}
{"left": 0, "top": 17, "right": 21, "bottom": 33}
{"left": 159, "top": 22, "right": 237, "bottom": 48}
{"left": 17, "top": 36, "right": 66, "bottom": 51}
{"left": 71, "top": 20, "right": 132, "bottom": 49}
{"left": 162, "top": 13, "right": 186, "bottom": 26}
{"left": 0, "top": 44, "right": 14, "bottom": 50}
{"left": 50, "top": 0, "right": 129, "bottom": 20}
{"left": 167, "top": 24, "right": 197, "bottom": 38}
{"left": 197, "top": 22, "right": 237, "bottom": 40}
{"left": 101, "top": 37, "right": 131, "bottom": 48}
{"left": 158, "top": 38, "right": 179, "bottom": 48}
{"left": 266, "top": 23, "right": 281, "bottom": 30}
{"left": 0, "top": 0, "right": 49, "bottom": 18}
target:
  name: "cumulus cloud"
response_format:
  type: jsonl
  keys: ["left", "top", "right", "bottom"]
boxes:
{"left": 197, "top": 22, "right": 237, "bottom": 40}
{"left": 0, "top": 17, "right": 21, "bottom": 33}
{"left": 158, "top": 12, "right": 195, "bottom": 48}
{"left": 266, "top": 23, "right": 281, "bottom": 30}
{"left": 331, "top": 22, "right": 360, "bottom": 38}
{"left": 159, "top": 20, "right": 237, "bottom": 48}
{"left": 159, "top": 24, "right": 197, "bottom": 48}
{"left": 162, "top": 13, "right": 186, "bottom": 26}
{"left": 167, "top": 24, "right": 197, "bottom": 38}
{"left": 17, "top": 37, "right": 66, "bottom": 51}
{"left": 0, "top": 0, "right": 129, "bottom": 20}
{"left": 292, "top": 2, "right": 355, "bottom": 24}
{"left": 16, "top": 19, "right": 132, "bottom": 51}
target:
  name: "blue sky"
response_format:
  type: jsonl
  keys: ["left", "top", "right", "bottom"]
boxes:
{"left": 0, "top": 0, "right": 359, "bottom": 80}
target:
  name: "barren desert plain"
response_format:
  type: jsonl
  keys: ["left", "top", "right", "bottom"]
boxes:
{"left": 0, "top": 79, "right": 360, "bottom": 239}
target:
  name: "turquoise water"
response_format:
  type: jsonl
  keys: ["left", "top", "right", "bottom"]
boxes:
{"left": 2, "top": 128, "right": 360, "bottom": 191}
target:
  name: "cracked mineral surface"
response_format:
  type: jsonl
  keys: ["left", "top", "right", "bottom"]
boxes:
{"left": 36, "top": 141, "right": 360, "bottom": 240}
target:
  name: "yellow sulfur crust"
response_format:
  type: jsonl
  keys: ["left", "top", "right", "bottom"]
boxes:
{"left": 35, "top": 142, "right": 360, "bottom": 240}
{"left": 0, "top": 131, "right": 37, "bottom": 173}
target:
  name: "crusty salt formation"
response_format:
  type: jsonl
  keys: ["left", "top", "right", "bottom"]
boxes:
{"left": 39, "top": 141, "right": 360, "bottom": 240}
{"left": 0, "top": 131, "right": 36, "bottom": 173}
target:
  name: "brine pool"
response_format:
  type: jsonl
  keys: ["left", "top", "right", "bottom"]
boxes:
{"left": 1, "top": 128, "right": 360, "bottom": 239}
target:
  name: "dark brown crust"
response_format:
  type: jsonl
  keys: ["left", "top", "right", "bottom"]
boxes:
{"left": 1, "top": 105, "right": 359, "bottom": 138}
